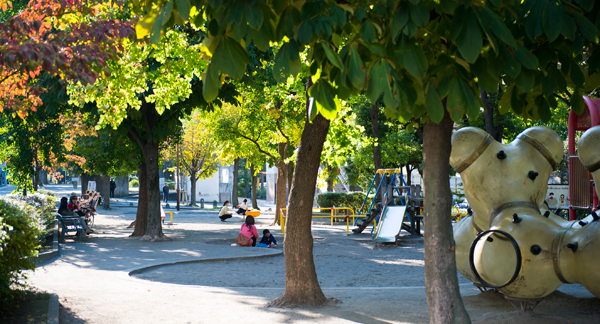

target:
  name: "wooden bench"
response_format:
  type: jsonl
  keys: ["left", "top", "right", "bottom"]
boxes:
{"left": 56, "top": 214, "right": 85, "bottom": 243}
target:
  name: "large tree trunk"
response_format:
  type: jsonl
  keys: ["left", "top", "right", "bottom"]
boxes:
{"left": 405, "top": 165, "right": 412, "bottom": 186}
{"left": 232, "top": 158, "right": 240, "bottom": 206}
{"left": 423, "top": 112, "right": 470, "bottom": 323}
{"left": 190, "top": 170, "right": 197, "bottom": 206}
{"left": 131, "top": 163, "right": 148, "bottom": 236}
{"left": 269, "top": 112, "right": 331, "bottom": 307}
{"left": 101, "top": 175, "right": 110, "bottom": 209}
{"left": 141, "top": 141, "right": 168, "bottom": 241}
{"left": 251, "top": 164, "right": 259, "bottom": 210}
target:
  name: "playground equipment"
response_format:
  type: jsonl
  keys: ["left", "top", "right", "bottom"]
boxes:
{"left": 567, "top": 96, "right": 600, "bottom": 220}
{"left": 352, "top": 169, "right": 423, "bottom": 242}
{"left": 451, "top": 126, "right": 600, "bottom": 301}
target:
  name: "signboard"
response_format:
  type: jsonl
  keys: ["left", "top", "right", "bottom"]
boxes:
{"left": 88, "top": 181, "right": 97, "bottom": 191}
{"left": 545, "top": 184, "right": 569, "bottom": 209}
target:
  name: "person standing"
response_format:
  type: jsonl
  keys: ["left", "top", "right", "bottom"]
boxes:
{"left": 163, "top": 183, "right": 170, "bottom": 202}
{"left": 110, "top": 179, "right": 116, "bottom": 198}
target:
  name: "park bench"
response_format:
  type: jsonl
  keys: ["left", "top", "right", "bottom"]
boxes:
{"left": 56, "top": 213, "right": 85, "bottom": 243}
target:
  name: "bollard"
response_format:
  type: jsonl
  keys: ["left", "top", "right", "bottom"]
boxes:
{"left": 213, "top": 200, "right": 217, "bottom": 208}
{"left": 200, "top": 198, "right": 204, "bottom": 209}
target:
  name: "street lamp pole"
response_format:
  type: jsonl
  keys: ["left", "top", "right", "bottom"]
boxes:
{"left": 176, "top": 143, "right": 180, "bottom": 211}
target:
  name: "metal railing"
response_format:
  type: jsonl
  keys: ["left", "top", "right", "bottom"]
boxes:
{"left": 280, "top": 207, "right": 364, "bottom": 235}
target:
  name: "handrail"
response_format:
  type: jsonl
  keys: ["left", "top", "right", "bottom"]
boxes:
{"left": 280, "top": 207, "right": 358, "bottom": 235}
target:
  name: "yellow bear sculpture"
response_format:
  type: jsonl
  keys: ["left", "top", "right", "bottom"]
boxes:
{"left": 451, "top": 126, "right": 600, "bottom": 299}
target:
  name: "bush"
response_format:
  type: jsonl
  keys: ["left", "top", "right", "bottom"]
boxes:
{"left": 316, "top": 192, "right": 373, "bottom": 214}
{"left": 0, "top": 198, "right": 42, "bottom": 314}
{"left": 6, "top": 191, "right": 57, "bottom": 230}
{"left": 256, "top": 188, "right": 266, "bottom": 200}
{"left": 129, "top": 179, "right": 139, "bottom": 188}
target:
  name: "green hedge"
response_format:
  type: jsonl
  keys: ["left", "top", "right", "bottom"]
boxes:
{"left": 0, "top": 198, "right": 42, "bottom": 314}
{"left": 129, "top": 179, "right": 139, "bottom": 188}
{"left": 316, "top": 192, "right": 373, "bottom": 214}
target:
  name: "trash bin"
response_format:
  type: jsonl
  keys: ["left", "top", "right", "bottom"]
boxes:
{"left": 200, "top": 198, "right": 204, "bottom": 209}
{"left": 213, "top": 200, "right": 218, "bottom": 208}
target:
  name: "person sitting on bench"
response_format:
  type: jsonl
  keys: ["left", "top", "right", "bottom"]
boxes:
{"left": 59, "top": 197, "right": 93, "bottom": 234}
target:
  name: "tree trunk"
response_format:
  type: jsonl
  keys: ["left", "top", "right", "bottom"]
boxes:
{"left": 232, "top": 158, "right": 240, "bottom": 206}
{"left": 405, "top": 165, "right": 412, "bottom": 186}
{"left": 326, "top": 165, "right": 336, "bottom": 192}
{"left": 80, "top": 174, "right": 87, "bottom": 195}
{"left": 423, "top": 111, "right": 470, "bottom": 323}
{"left": 273, "top": 160, "right": 287, "bottom": 225}
{"left": 101, "top": 175, "right": 110, "bottom": 209}
{"left": 287, "top": 161, "right": 294, "bottom": 202}
{"left": 251, "top": 164, "right": 259, "bottom": 210}
{"left": 481, "top": 89, "right": 503, "bottom": 142}
{"left": 190, "top": 169, "right": 197, "bottom": 206}
{"left": 244, "top": 159, "right": 250, "bottom": 199}
{"left": 141, "top": 141, "right": 168, "bottom": 241}
{"left": 269, "top": 112, "right": 331, "bottom": 307}
{"left": 132, "top": 163, "right": 148, "bottom": 236}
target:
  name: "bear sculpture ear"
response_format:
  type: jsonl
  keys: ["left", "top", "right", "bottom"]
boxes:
{"left": 450, "top": 127, "right": 493, "bottom": 173}
{"left": 579, "top": 126, "right": 600, "bottom": 173}
{"left": 516, "top": 126, "right": 563, "bottom": 170}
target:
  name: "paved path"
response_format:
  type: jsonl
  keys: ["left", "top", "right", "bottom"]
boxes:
{"left": 12, "top": 184, "right": 600, "bottom": 323}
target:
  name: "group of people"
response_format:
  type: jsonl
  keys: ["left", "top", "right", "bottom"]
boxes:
{"left": 218, "top": 199, "right": 278, "bottom": 248}
{"left": 57, "top": 194, "right": 95, "bottom": 235}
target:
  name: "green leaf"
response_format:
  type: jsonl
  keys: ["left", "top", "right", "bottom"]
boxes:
{"left": 541, "top": 75, "right": 556, "bottom": 96}
{"left": 298, "top": 20, "right": 313, "bottom": 45}
{"left": 570, "top": 62, "right": 585, "bottom": 88}
{"left": 571, "top": 88, "right": 585, "bottom": 115}
{"left": 535, "top": 95, "right": 551, "bottom": 122}
{"left": 367, "top": 60, "right": 386, "bottom": 102}
{"left": 397, "top": 36, "right": 428, "bottom": 80}
{"left": 246, "top": 4, "right": 264, "bottom": 30}
{"left": 515, "top": 45, "right": 539, "bottom": 70}
{"left": 500, "top": 45, "right": 521, "bottom": 78}
{"left": 136, "top": 10, "right": 158, "bottom": 39}
{"left": 392, "top": 8, "right": 409, "bottom": 40}
{"left": 558, "top": 6, "right": 576, "bottom": 40}
{"left": 575, "top": 0, "right": 594, "bottom": 11}
{"left": 479, "top": 6, "right": 517, "bottom": 48}
{"left": 514, "top": 69, "right": 535, "bottom": 91}
{"left": 524, "top": 0, "right": 544, "bottom": 40}
{"left": 425, "top": 81, "right": 444, "bottom": 123}
{"left": 446, "top": 77, "right": 465, "bottom": 120}
{"left": 309, "top": 79, "right": 338, "bottom": 119}
{"left": 574, "top": 13, "right": 600, "bottom": 43}
{"left": 253, "top": 22, "right": 274, "bottom": 52}
{"left": 510, "top": 86, "right": 524, "bottom": 115}
{"left": 543, "top": 0, "right": 561, "bottom": 42}
{"left": 321, "top": 43, "right": 343, "bottom": 69}
{"left": 202, "top": 63, "right": 220, "bottom": 102}
{"left": 348, "top": 46, "right": 366, "bottom": 89}
{"left": 360, "top": 20, "right": 377, "bottom": 43}
{"left": 498, "top": 84, "right": 514, "bottom": 115}
{"left": 211, "top": 36, "right": 251, "bottom": 79}
{"left": 175, "top": 0, "right": 191, "bottom": 21}
{"left": 456, "top": 12, "right": 482, "bottom": 63}
{"left": 403, "top": 21, "right": 417, "bottom": 37}
{"left": 409, "top": 2, "right": 429, "bottom": 27}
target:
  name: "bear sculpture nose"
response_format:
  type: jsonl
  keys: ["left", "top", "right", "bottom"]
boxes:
{"left": 497, "top": 150, "right": 507, "bottom": 160}
{"left": 528, "top": 171, "right": 539, "bottom": 181}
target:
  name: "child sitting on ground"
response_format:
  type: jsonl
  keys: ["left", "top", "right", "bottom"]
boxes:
{"left": 256, "top": 229, "right": 277, "bottom": 248}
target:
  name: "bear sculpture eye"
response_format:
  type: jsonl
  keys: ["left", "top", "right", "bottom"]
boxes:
{"left": 497, "top": 150, "right": 507, "bottom": 160}
{"left": 528, "top": 171, "right": 539, "bottom": 181}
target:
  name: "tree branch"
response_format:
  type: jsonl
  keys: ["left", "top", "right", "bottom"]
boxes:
{"left": 237, "top": 131, "right": 278, "bottom": 162}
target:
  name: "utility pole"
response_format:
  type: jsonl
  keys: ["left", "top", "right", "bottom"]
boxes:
{"left": 176, "top": 144, "right": 181, "bottom": 211}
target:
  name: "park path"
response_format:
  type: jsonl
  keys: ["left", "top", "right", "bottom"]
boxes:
{"left": 25, "top": 185, "right": 439, "bottom": 324}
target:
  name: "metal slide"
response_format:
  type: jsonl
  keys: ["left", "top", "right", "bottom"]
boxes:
{"left": 373, "top": 205, "right": 407, "bottom": 243}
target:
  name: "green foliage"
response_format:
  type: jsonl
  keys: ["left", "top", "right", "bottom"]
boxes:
{"left": 316, "top": 192, "right": 372, "bottom": 215}
{"left": 0, "top": 198, "right": 42, "bottom": 315}
{"left": 129, "top": 179, "right": 139, "bottom": 188}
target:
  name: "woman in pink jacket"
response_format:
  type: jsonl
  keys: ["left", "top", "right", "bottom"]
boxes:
{"left": 239, "top": 216, "right": 258, "bottom": 247}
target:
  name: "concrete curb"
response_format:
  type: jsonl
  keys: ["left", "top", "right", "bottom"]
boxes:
{"left": 128, "top": 249, "right": 283, "bottom": 277}
{"left": 36, "top": 221, "right": 59, "bottom": 263}
{"left": 47, "top": 293, "right": 59, "bottom": 324}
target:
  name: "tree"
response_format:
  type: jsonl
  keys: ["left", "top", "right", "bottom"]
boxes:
{"left": 0, "top": 0, "right": 134, "bottom": 114}
{"left": 0, "top": 75, "right": 67, "bottom": 194}
{"left": 166, "top": 110, "right": 226, "bottom": 206}
{"left": 138, "top": 0, "right": 600, "bottom": 317}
